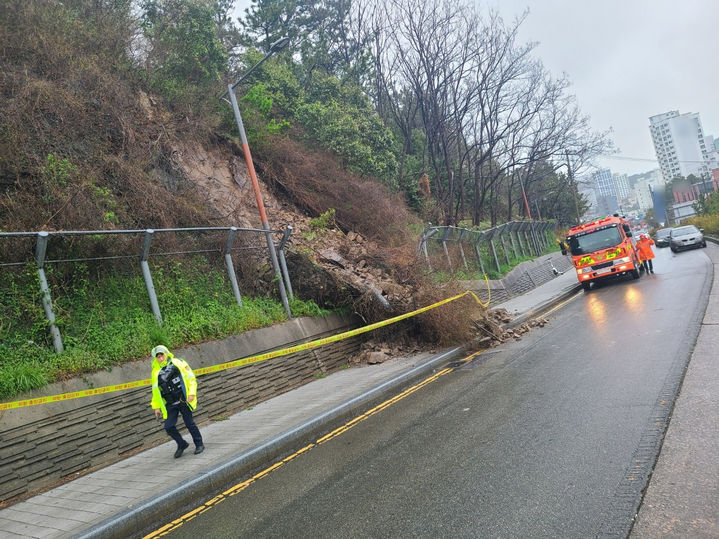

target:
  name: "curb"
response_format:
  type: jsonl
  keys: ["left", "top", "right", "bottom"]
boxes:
{"left": 501, "top": 282, "right": 582, "bottom": 330}
{"left": 74, "top": 346, "right": 467, "bottom": 539}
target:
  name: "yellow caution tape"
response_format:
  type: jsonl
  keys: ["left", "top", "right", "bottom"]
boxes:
{"left": 0, "top": 380, "right": 152, "bottom": 411}
{"left": 0, "top": 287, "right": 489, "bottom": 411}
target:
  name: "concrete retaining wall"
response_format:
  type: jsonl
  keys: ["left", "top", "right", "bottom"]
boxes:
{"left": 0, "top": 313, "right": 363, "bottom": 503}
{"left": 461, "top": 252, "right": 574, "bottom": 305}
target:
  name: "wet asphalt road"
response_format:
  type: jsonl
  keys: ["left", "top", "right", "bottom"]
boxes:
{"left": 164, "top": 246, "right": 711, "bottom": 538}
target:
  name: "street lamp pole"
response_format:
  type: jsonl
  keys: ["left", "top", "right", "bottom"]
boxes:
{"left": 223, "top": 37, "right": 292, "bottom": 318}
{"left": 515, "top": 171, "right": 532, "bottom": 219}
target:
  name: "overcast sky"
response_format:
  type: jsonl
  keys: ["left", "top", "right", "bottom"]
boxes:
{"left": 232, "top": 0, "right": 718, "bottom": 177}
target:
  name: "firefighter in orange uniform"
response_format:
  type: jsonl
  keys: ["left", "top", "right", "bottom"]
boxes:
{"left": 636, "top": 234, "right": 656, "bottom": 273}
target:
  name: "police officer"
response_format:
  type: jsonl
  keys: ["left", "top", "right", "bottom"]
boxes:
{"left": 150, "top": 345, "right": 204, "bottom": 457}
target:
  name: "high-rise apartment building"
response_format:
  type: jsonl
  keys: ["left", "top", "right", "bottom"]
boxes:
{"left": 612, "top": 172, "right": 630, "bottom": 200}
{"left": 649, "top": 111, "right": 711, "bottom": 181}
{"left": 592, "top": 168, "right": 615, "bottom": 197}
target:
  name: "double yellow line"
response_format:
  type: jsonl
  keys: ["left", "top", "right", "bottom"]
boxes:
{"left": 144, "top": 360, "right": 472, "bottom": 538}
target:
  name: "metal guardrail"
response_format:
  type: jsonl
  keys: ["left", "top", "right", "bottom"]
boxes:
{"left": 0, "top": 226, "right": 295, "bottom": 353}
{"left": 417, "top": 221, "right": 557, "bottom": 275}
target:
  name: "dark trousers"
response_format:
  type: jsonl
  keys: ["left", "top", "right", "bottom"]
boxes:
{"left": 164, "top": 402, "right": 203, "bottom": 448}
{"left": 642, "top": 259, "right": 654, "bottom": 272}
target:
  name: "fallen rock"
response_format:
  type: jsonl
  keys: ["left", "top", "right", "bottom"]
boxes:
{"left": 367, "top": 351, "right": 389, "bottom": 364}
{"left": 318, "top": 248, "right": 348, "bottom": 268}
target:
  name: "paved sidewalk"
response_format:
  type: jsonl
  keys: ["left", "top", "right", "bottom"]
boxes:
{"left": 0, "top": 249, "right": 715, "bottom": 538}
{"left": 631, "top": 242, "right": 719, "bottom": 538}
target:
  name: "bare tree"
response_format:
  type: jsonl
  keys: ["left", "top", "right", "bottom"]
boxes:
{"left": 361, "top": 0, "right": 613, "bottom": 226}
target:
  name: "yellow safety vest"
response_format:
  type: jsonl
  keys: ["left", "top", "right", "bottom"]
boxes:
{"left": 150, "top": 354, "right": 198, "bottom": 420}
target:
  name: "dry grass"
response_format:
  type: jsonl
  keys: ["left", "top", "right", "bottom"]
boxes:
{"left": 256, "top": 131, "right": 418, "bottom": 246}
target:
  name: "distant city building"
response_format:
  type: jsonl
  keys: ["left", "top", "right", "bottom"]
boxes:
{"left": 649, "top": 110, "right": 712, "bottom": 181}
{"left": 704, "top": 135, "right": 719, "bottom": 171}
{"left": 578, "top": 168, "right": 626, "bottom": 220}
{"left": 595, "top": 194, "right": 619, "bottom": 217}
{"left": 577, "top": 182, "right": 598, "bottom": 221}
{"left": 671, "top": 177, "right": 718, "bottom": 204}
{"left": 612, "top": 172, "right": 631, "bottom": 200}
{"left": 635, "top": 180, "right": 654, "bottom": 211}
{"left": 592, "top": 168, "right": 616, "bottom": 197}
{"left": 645, "top": 169, "right": 663, "bottom": 187}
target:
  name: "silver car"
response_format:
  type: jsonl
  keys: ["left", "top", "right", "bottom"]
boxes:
{"left": 669, "top": 225, "right": 706, "bottom": 252}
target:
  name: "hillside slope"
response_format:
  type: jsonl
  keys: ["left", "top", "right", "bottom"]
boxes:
{"left": 0, "top": 1, "right": 489, "bottom": 374}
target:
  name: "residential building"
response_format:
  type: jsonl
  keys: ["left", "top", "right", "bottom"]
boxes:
{"left": 592, "top": 168, "right": 616, "bottom": 197}
{"left": 577, "top": 182, "right": 598, "bottom": 221}
{"left": 649, "top": 110, "right": 712, "bottom": 181}
{"left": 635, "top": 180, "right": 654, "bottom": 211}
{"left": 612, "top": 172, "right": 631, "bottom": 200}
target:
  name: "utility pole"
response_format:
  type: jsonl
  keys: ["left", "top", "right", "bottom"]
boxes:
{"left": 566, "top": 151, "right": 580, "bottom": 222}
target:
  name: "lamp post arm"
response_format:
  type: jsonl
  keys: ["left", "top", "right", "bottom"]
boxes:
{"left": 219, "top": 37, "right": 290, "bottom": 101}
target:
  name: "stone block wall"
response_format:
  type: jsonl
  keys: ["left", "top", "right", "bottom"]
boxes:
{"left": 0, "top": 314, "right": 363, "bottom": 503}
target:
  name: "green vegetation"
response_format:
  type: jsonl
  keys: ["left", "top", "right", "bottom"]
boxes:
{"left": 687, "top": 213, "right": 719, "bottom": 236}
{"left": 140, "top": 0, "right": 228, "bottom": 106}
{"left": 687, "top": 188, "right": 719, "bottom": 236}
{"left": 309, "top": 208, "right": 336, "bottom": 230}
{"left": 0, "top": 260, "right": 328, "bottom": 399}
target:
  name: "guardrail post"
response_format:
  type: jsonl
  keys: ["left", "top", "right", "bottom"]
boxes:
{"left": 457, "top": 229, "right": 469, "bottom": 271}
{"left": 510, "top": 229, "right": 519, "bottom": 260}
{"left": 523, "top": 229, "right": 533, "bottom": 256}
{"left": 140, "top": 229, "right": 163, "bottom": 325}
{"left": 35, "top": 231, "right": 64, "bottom": 354}
{"left": 516, "top": 228, "right": 526, "bottom": 257}
{"left": 531, "top": 224, "right": 541, "bottom": 254}
{"left": 536, "top": 224, "right": 546, "bottom": 251}
{"left": 277, "top": 226, "right": 294, "bottom": 301}
{"left": 441, "top": 227, "right": 453, "bottom": 272}
{"left": 490, "top": 239, "right": 501, "bottom": 273}
{"left": 474, "top": 238, "right": 486, "bottom": 275}
{"left": 541, "top": 224, "right": 549, "bottom": 249}
{"left": 421, "top": 238, "right": 431, "bottom": 270}
{"left": 418, "top": 223, "right": 436, "bottom": 271}
{"left": 500, "top": 234, "right": 511, "bottom": 266}
{"left": 224, "top": 227, "right": 243, "bottom": 307}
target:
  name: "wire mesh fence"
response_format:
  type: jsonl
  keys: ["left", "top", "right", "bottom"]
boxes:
{"left": 0, "top": 226, "right": 294, "bottom": 353}
{"left": 417, "top": 221, "right": 558, "bottom": 277}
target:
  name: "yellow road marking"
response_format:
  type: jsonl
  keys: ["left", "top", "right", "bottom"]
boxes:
{"left": 529, "top": 290, "right": 582, "bottom": 321}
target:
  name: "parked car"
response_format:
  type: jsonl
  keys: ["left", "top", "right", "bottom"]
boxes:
{"left": 669, "top": 225, "right": 706, "bottom": 252}
{"left": 654, "top": 227, "right": 673, "bottom": 247}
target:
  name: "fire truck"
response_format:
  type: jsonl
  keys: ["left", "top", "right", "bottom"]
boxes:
{"left": 564, "top": 215, "right": 641, "bottom": 291}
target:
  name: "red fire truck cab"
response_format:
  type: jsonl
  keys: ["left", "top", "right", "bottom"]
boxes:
{"left": 565, "top": 215, "right": 641, "bottom": 291}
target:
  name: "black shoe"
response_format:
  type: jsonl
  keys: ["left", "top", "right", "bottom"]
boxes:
{"left": 174, "top": 441, "right": 189, "bottom": 458}
{"left": 194, "top": 444, "right": 205, "bottom": 455}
